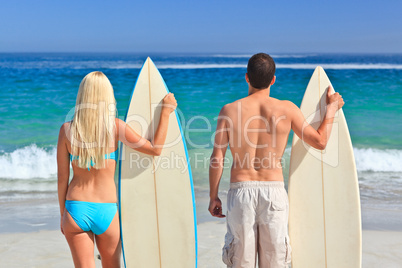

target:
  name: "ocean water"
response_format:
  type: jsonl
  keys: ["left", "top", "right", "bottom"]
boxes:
{"left": 0, "top": 53, "right": 401, "bottom": 231}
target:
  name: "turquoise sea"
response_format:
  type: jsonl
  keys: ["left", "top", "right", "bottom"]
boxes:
{"left": 0, "top": 53, "right": 401, "bottom": 232}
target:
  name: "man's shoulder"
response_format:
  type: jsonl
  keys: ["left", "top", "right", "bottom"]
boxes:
{"left": 272, "top": 99, "right": 297, "bottom": 109}
{"left": 219, "top": 100, "right": 240, "bottom": 115}
{"left": 274, "top": 100, "right": 300, "bottom": 120}
{"left": 265, "top": 99, "right": 299, "bottom": 120}
{"left": 219, "top": 98, "right": 297, "bottom": 115}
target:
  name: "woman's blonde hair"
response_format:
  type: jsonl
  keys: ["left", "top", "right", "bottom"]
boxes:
{"left": 70, "top": 71, "right": 116, "bottom": 169}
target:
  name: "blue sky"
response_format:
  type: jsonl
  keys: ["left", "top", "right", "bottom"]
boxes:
{"left": 1, "top": 0, "right": 401, "bottom": 53}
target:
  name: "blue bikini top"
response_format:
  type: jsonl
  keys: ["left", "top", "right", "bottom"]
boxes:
{"left": 70, "top": 150, "right": 118, "bottom": 170}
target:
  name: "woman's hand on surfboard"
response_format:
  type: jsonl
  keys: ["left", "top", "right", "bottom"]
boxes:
{"left": 162, "top": 93, "right": 177, "bottom": 114}
{"left": 208, "top": 197, "right": 226, "bottom": 218}
{"left": 326, "top": 86, "right": 344, "bottom": 111}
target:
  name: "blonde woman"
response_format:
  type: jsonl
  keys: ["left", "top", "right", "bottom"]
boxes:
{"left": 57, "top": 71, "right": 177, "bottom": 267}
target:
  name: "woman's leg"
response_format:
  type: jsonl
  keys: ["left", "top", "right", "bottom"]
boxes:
{"left": 62, "top": 210, "right": 96, "bottom": 268}
{"left": 95, "top": 212, "right": 121, "bottom": 268}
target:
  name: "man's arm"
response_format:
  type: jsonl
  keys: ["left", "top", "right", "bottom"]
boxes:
{"left": 208, "top": 105, "right": 230, "bottom": 218}
{"left": 290, "top": 86, "right": 344, "bottom": 150}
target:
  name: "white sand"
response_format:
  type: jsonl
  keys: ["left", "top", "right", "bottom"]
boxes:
{"left": 198, "top": 222, "right": 402, "bottom": 268}
{"left": 0, "top": 230, "right": 101, "bottom": 268}
{"left": 1, "top": 222, "right": 401, "bottom": 267}
{"left": 361, "top": 230, "right": 402, "bottom": 268}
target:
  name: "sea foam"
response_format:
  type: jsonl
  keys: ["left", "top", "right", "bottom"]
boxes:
{"left": 139, "top": 63, "right": 402, "bottom": 70}
{"left": 3, "top": 61, "right": 402, "bottom": 70}
{"left": 109, "top": 63, "right": 402, "bottom": 70}
{"left": 211, "top": 54, "right": 313, "bottom": 58}
{"left": 0, "top": 144, "right": 57, "bottom": 179}
{"left": 354, "top": 148, "right": 402, "bottom": 172}
{"left": 0, "top": 145, "right": 401, "bottom": 180}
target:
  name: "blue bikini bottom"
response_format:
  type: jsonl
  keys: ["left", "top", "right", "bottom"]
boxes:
{"left": 65, "top": 200, "right": 118, "bottom": 235}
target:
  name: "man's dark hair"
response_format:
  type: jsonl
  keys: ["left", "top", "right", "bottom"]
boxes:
{"left": 247, "top": 53, "right": 276, "bottom": 89}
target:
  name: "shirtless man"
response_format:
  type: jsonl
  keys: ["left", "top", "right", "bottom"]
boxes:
{"left": 208, "top": 53, "right": 344, "bottom": 268}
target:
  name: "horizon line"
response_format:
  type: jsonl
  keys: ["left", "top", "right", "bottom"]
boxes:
{"left": 0, "top": 51, "right": 402, "bottom": 55}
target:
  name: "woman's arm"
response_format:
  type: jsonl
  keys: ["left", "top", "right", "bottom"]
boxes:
{"left": 118, "top": 93, "right": 177, "bottom": 156}
{"left": 57, "top": 123, "right": 70, "bottom": 234}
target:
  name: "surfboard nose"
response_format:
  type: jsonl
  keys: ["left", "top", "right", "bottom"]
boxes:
{"left": 316, "top": 66, "right": 323, "bottom": 71}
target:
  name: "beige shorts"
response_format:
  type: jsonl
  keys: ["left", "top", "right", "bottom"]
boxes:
{"left": 222, "top": 181, "right": 291, "bottom": 268}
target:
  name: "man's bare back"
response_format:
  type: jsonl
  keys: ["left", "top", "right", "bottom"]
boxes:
{"left": 209, "top": 54, "right": 343, "bottom": 218}
{"left": 220, "top": 89, "right": 293, "bottom": 182}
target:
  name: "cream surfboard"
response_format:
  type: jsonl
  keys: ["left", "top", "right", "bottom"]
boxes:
{"left": 119, "top": 58, "right": 197, "bottom": 268}
{"left": 288, "top": 67, "right": 362, "bottom": 267}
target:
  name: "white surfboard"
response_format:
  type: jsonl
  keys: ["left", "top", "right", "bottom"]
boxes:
{"left": 119, "top": 58, "right": 197, "bottom": 268}
{"left": 288, "top": 67, "right": 362, "bottom": 267}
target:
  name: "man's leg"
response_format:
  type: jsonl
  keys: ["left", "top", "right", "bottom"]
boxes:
{"left": 223, "top": 182, "right": 258, "bottom": 268}
{"left": 257, "top": 183, "right": 291, "bottom": 268}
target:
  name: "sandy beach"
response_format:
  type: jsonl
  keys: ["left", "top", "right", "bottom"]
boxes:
{"left": 1, "top": 190, "right": 402, "bottom": 267}
{"left": 1, "top": 221, "right": 402, "bottom": 268}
